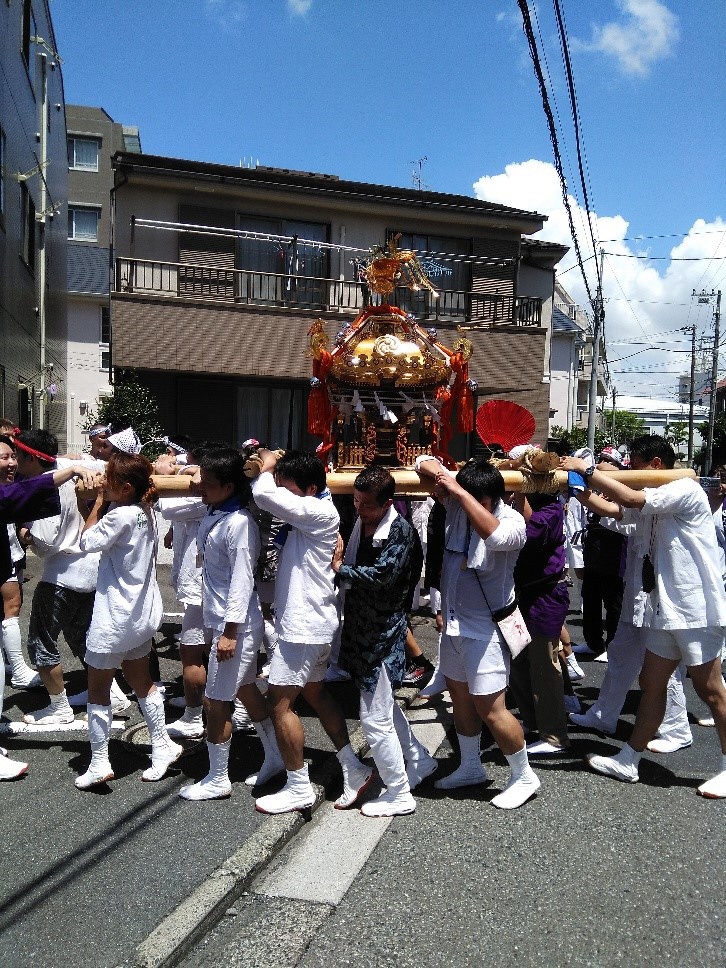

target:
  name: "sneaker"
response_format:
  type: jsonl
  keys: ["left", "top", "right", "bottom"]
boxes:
{"left": 334, "top": 760, "right": 374, "bottom": 809}
{"left": 75, "top": 760, "right": 115, "bottom": 790}
{"left": 68, "top": 689, "right": 89, "bottom": 707}
{"left": 566, "top": 654, "right": 585, "bottom": 681}
{"left": 434, "top": 762, "right": 489, "bottom": 790}
{"left": 569, "top": 709, "right": 616, "bottom": 735}
{"left": 646, "top": 736, "right": 693, "bottom": 754}
{"left": 401, "top": 658, "right": 434, "bottom": 687}
{"left": 697, "top": 768, "right": 726, "bottom": 799}
{"left": 244, "top": 752, "right": 286, "bottom": 788}
{"left": 167, "top": 713, "right": 205, "bottom": 739}
{"left": 406, "top": 753, "right": 438, "bottom": 790}
{"left": 111, "top": 694, "right": 132, "bottom": 716}
{"left": 23, "top": 703, "right": 74, "bottom": 726}
{"left": 10, "top": 670, "right": 42, "bottom": 689}
{"left": 586, "top": 753, "right": 639, "bottom": 783}
{"left": 0, "top": 748, "right": 29, "bottom": 780}
{"left": 360, "top": 788, "right": 416, "bottom": 817}
{"left": 491, "top": 770, "right": 541, "bottom": 809}
{"left": 697, "top": 716, "right": 715, "bottom": 727}
{"left": 141, "top": 741, "right": 183, "bottom": 781}
{"left": 526, "top": 739, "right": 568, "bottom": 756}
{"left": 571, "top": 642, "right": 596, "bottom": 655}
{"left": 564, "top": 694, "right": 581, "bottom": 715}
{"left": 594, "top": 651, "right": 609, "bottom": 663}
{"left": 179, "top": 776, "right": 232, "bottom": 800}
{"left": 255, "top": 782, "right": 316, "bottom": 814}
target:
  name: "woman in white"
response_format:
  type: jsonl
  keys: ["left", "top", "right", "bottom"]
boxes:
{"left": 75, "top": 452, "right": 182, "bottom": 790}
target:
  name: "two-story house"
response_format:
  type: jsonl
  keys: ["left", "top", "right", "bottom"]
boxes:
{"left": 109, "top": 154, "right": 567, "bottom": 457}
{"left": 0, "top": 0, "right": 67, "bottom": 439}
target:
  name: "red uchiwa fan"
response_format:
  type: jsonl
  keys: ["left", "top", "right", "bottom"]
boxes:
{"left": 475, "top": 400, "right": 535, "bottom": 454}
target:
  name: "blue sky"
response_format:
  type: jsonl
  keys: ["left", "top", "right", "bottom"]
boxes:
{"left": 51, "top": 0, "right": 725, "bottom": 399}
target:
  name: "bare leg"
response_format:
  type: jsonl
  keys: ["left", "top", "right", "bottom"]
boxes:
{"left": 204, "top": 697, "right": 232, "bottom": 745}
{"left": 688, "top": 657, "right": 726, "bottom": 754}
{"left": 302, "top": 679, "right": 350, "bottom": 752}
{"left": 179, "top": 643, "right": 206, "bottom": 707}
{"left": 267, "top": 683, "right": 305, "bottom": 770}
{"left": 629, "top": 651, "right": 680, "bottom": 751}
{"left": 472, "top": 690, "right": 527, "bottom": 756}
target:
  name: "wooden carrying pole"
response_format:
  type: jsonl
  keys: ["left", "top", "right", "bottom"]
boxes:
{"left": 81, "top": 468, "right": 697, "bottom": 499}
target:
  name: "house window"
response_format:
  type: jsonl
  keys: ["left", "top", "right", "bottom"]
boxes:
{"left": 21, "top": 1, "right": 33, "bottom": 69}
{"left": 68, "top": 205, "right": 100, "bottom": 241}
{"left": 99, "top": 305, "right": 110, "bottom": 371}
{"left": 100, "top": 305, "right": 110, "bottom": 344}
{"left": 20, "top": 182, "right": 36, "bottom": 271}
{"left": 67, "top": 136, "right": 100, "bottom": 171}
{"left": 236, "top": 215, "right": 329, "bottom": 308}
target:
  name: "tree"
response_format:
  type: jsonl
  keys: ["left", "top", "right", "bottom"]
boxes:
{"left": 664, "top": 421, "right": 688, "bottom": 461}
{"left": 82, "top": 371, "right": 164, "bottom": 450}
{"left": 551, "top": 409, "right": 645, "bottom": 456}
{"left": 695, "top": 412, "right": 726, "bottom": 472}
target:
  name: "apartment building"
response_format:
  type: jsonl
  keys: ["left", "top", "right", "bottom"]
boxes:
{"left": 65, "top": 104, "right": 140, "bottom": 449}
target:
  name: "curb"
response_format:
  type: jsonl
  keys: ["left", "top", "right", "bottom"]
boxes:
{"left": 135, "top": 688, "right": 420, "bottom": 968}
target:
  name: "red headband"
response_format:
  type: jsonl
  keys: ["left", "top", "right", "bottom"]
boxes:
{"left": 13, "top": 435, "right": 56, "bottom": 464}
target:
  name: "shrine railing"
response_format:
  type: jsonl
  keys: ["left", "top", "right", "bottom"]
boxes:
{"left": 115, "top": 258, "right": 542, "bottom": 327}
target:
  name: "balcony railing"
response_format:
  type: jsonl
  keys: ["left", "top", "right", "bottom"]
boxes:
{"left": 115, "top": 258, "right": 542, "bottom": 327}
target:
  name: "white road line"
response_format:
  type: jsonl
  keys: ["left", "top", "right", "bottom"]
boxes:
{"left": 255, "top": 701, "right": 452, "bottom": 907}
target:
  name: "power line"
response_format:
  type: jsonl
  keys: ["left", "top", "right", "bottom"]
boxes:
{"left": 517, "top": 1, "right": 598, "bottom": 315}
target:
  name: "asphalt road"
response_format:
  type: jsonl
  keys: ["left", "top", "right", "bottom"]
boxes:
{"left": 2, "top": 559, "right": 724, "bottom": 968}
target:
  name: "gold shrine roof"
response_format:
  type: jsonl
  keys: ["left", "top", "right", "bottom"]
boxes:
{"left": 327, "top": 308, "right": 452, "bottom": 388}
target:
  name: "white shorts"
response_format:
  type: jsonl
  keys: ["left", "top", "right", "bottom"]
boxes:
{"left": 440, "top": 632, "right": 510, "bottom": 696}
{"left": 85, "top": 640, "right": 152, "bottom": 670}
{"left": 179, "top": 603, "right": 205, "bottom": 647}
{"left": 205, "top": 627, "right": 262, "bottom": 702}
{"left": 268, "top": 639, "right": 331, "bottom": 688}
{"left": 646, "top": 626, "right": 725, "bottom": 667}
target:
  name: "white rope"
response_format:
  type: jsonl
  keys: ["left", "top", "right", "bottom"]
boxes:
{"left": 132, "top": 218, "right": 516, "bottom": 267}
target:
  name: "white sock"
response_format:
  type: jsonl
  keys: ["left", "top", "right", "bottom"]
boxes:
{"left": 2, "top": 617, "right": 34, "bottom": 678}
{"left": 616, "top": 743, "right": 642, "bottom": 768}
{"left": 458, "top": 732, "right": 483, "bottom": 770}
{"left": 182, "top": 704, "right": 204, "bottom": 723}
{"left": 50, "top": 691, "right": 73, "bottom": 714}
{"left": 336, "top": 743, "right": 360, "bottom": 771}
{"left": 287, "top": 764, "right": 311, "bottom": 792}
{"left": 207, "top": 738, "right": 231, "bottom": 784}
{"left": 87, "top": 703, "right": 112, "bottom": 765}
{"left": 138, "top": 690, "right": 173, "bottom": 748}
{"left": 504, "top": 745, "right": 531, "bottom": 782}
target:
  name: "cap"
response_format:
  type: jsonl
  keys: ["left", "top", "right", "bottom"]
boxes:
{"left": 107, "top": 427, "right": 142, "bottom": 455}
{"left": 598, "top": 445, "right": 625, "bottom": 468}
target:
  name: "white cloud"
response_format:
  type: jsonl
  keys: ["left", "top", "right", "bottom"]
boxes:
{"left": 204, "top": 0, "right": 247, "bottom": 30}
{"left": 473, "top": 159, "right": 726, "bottom": 399}
{"left": 287, "top": 0, "right": 313, "bottom": 14}
{"left": 572, "top": 0, "right": 679, "bottom": 77}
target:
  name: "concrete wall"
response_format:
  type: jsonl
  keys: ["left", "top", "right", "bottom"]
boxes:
{"left": 0, "top": 0, "right": 68, "bottom": 443}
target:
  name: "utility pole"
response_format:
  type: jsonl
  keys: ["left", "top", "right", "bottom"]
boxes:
{"left": 705, "top": 289, "right": 722, "bottom": 472}
{"left": 587, "top": 248, "right": 606, "bottom": 452}
{"left": 610, "top": 385, "right": 617, "bottom": 443}
{"left": 686, "top": 321, "right": 696, "bottom": 465}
